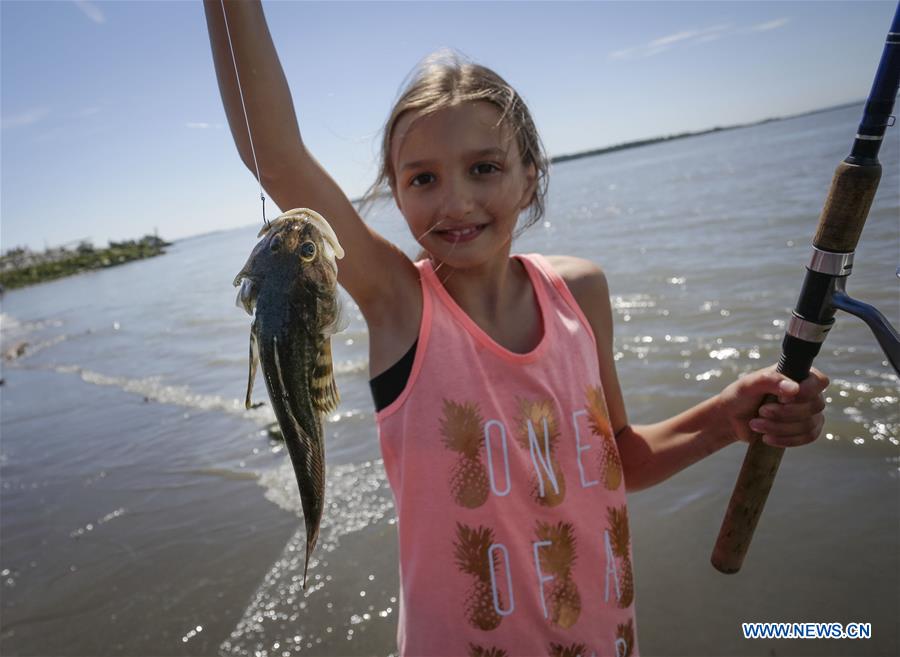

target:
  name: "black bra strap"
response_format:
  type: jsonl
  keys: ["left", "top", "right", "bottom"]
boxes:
{"left": 369, "top": 338, "right": 419, "bottom": 412}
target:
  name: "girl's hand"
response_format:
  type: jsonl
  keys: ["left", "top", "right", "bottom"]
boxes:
{"left": 718, "top": 366, "right": 829, "bottom": 447}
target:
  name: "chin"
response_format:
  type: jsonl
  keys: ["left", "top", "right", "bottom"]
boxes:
{"left": 427, "top": 241, "right": 511, "bottom": 272}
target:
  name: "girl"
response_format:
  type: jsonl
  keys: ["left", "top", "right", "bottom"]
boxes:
{"left": 204, "top": 2, "right": 829, "bottom": 656}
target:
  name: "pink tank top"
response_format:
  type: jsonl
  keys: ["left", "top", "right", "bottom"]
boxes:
{"left": 376, "top": 253, "right": 638, "bottom": 657}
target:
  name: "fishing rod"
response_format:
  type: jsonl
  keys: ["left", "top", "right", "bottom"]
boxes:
{"left": 711, "top": 2, "right": 900, "bottom": 574}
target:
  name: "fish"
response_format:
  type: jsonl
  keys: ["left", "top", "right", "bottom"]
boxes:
{"left": 233, "top": 208, "right": 345, "bottom": 587}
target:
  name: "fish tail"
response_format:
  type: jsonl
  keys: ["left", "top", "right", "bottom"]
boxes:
{"left": 302, "top": 548, "right": 310, "bottom": 589}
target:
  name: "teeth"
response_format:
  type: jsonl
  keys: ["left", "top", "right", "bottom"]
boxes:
{"left": 446, "top": 226, "right": 481, "bottom": 236}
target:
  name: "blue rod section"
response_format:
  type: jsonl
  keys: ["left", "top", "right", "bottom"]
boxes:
{"left": 848, "top": 2, "right": 900, "bottom": 163}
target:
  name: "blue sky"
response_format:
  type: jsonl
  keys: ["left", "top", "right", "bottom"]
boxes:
{"left": 1, "top": 0, "right": 897, "bottom": 251}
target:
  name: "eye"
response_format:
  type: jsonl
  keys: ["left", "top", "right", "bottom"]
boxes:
{"left": 300, "top": 241, "right": 316, "bottom": 261}
{"left": 473, "top": 162, "right": 500, "bottom": 175}
{"left": 269, "top": 236, "right": 282, "bottom": 252}
{"left": 410, "top": 173, "right": 435, "bottom": 187}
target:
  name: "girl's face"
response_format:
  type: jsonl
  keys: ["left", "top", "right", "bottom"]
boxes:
{"left": 390, "top": 101, "right": 536, "bottom": 268}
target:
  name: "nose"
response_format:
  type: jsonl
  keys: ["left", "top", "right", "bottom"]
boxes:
{"left": 438, "top": 174, "right": 476, "bottom": 223}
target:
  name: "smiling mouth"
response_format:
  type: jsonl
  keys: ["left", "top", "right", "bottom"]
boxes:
{"left": 435, "top": 224, "right": 487, "bottom": 242}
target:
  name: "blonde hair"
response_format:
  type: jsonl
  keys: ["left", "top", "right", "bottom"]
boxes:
{"left": 360, "top": 49, "right": 550, "bottom": 241}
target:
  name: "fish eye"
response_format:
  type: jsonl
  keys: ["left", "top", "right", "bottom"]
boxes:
{"left": 270, "top": 236, "right": 282, "bottom": 252}
{"left": 300, "top": 241, "right": 316, "bottom": 261}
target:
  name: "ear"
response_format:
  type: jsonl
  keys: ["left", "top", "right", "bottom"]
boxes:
{"left": 520, "top": 162, "right": 538, "bottom": 210}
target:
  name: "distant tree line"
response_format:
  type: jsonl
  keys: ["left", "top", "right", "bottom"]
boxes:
{"left": 0, "top": 234, "right": 172, "bottom": 290}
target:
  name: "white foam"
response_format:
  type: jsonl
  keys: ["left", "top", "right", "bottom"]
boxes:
{"left": 43, "top": 363, "right": 275, "bottom": 423}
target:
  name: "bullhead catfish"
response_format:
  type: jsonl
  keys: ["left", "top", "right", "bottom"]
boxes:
{"left": 233, "top": 208, "right": 345, "bottom": 587}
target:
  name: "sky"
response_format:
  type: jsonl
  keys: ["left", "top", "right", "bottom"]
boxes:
{"left": 1, "top": 0, "right": 897, "bottom": 251}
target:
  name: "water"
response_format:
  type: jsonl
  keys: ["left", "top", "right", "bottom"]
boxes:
{"left": 1, "top": 104, "right": 897, "bottom": 656}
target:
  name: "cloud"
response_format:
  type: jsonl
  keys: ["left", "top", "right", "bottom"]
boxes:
{"left": 649, "top": 30, "right": 701, "bottom": 49}
{"left": 608, "top": 19, "right": 789, "bottom": 61}
{"left": 750, "top": 18, "right": 790, "bottom": 32}
{"left": 609, "top": 24, "right": 732, "bottom": 60}
{"left": 73, "top": 1, "right": 105, "bottom": 24}
{"left": 608, "top": 46, "right": 639, "bottom": 61}
{"left": 2, "top": 107, "right": 51, "bottom": 130}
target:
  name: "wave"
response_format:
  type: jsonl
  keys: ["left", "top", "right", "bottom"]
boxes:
{"left": 33, "top": 363, "right": 275, "bottom": 424}
{"left": 0, "top": 312, "right": 93, "bottom": 362}
{"left": 0, "top": 313, "right": 64, "bottom": 336}
{"left": 3, "top": 333, "right": 71, "bottom": 362}
{"left": 22, "top": 362, "right": 375, "bottom": 430}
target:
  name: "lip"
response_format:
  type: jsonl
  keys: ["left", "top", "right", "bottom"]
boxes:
{"left": 436, "top": 224, "right": 487, "bottom": 244}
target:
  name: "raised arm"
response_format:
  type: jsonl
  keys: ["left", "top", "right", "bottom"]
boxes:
{"left": 203, "top": 0, "right": 417, "bottom": 319}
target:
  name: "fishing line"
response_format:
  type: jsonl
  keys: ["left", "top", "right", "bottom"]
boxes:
{"left": 416, "top": 219, "right": 471, "bottom": 282}
{"left": 219, "top": 0, "right": 268, "bottom": 229}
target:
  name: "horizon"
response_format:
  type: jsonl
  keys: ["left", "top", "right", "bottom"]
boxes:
{"left": 3, "top": 95, "right": 872, "bottom": 254}
{"left": 2, "top": 1, "right": 897, "bottom": 251}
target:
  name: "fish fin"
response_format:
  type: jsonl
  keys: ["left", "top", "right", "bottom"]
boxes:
{"left": 320, "top": 292, "right": 349, "bottom": 337}
{"left": 245, "top": 326, "right": 259, "bottom": 410}
{"left": 310, "top": 338, "right": 340, "bottom": 414}
{"left": 234, "top": 278, "right": 257, "bottom": 315}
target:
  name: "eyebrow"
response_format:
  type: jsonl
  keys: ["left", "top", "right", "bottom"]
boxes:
{"left": 399, "top": 147, "right": 508, "bottom": 172}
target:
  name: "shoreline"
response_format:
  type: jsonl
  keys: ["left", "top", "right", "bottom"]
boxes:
{"left": 548, "top": 99, "right": 864, "bottom": 165}
{"left": 0, "top": 235, "right": 172, "bottom": 291}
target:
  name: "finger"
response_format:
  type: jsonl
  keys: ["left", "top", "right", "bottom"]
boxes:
{"left": 762, "top": 418, "right": 824, "bottom": 447}
{"left": 749, "top": 416, "right": 813, "bottom": 437}
{"left": 750, "top": 416, "right": 823, "bottom": 447}
{"left": 759, "top": 396, "right": 826, "bottom": 421}
{"left": 775, "top": 377, "right": 801, "bottom": 403}
{"left": 745, "top": 369, "right": 800, "bottom": 402}
{"left": 798, "top": 368, "right": 830, "bottom": 397}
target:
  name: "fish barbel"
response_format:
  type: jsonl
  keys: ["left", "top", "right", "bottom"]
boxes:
{"left": 233, "top": 208, "right": 345, "bottom": 587}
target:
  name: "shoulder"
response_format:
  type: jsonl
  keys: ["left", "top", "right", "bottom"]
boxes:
{"left": 541, "top": 254, "right": 614, "bottom": 340}
{"left": 542, "top": 254, "right": 610, "bottom": 305}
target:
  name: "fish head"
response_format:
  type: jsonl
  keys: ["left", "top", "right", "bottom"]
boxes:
{"left": 233, "top": 208, "right": 345, "bottom": 317}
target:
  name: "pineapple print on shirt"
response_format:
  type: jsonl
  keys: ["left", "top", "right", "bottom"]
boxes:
{"left": 548, "top": 642, "right": 589, "bottom": 657}
{"left": 454, "top": 523, "right": 508, "bottom": 630}
{"left": 533, "top": 521, "right": 581, "bottom": 628}
{"left": 440, "top": 399, "right": 490, "bottom": 508}
{"left": 468, "top": 645, "right": 508, "bottom": 657}
{"left": 616, "top": 619, "right": 635, "bottom": 657}
{"left": 514, "top": 397, "right": 566, "bottom": 506}
{"left": 585, "top": 385, "right": 622, "bottom": 491}
{"left": 605, "top": 505, "right": 634, "bottom": 608}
